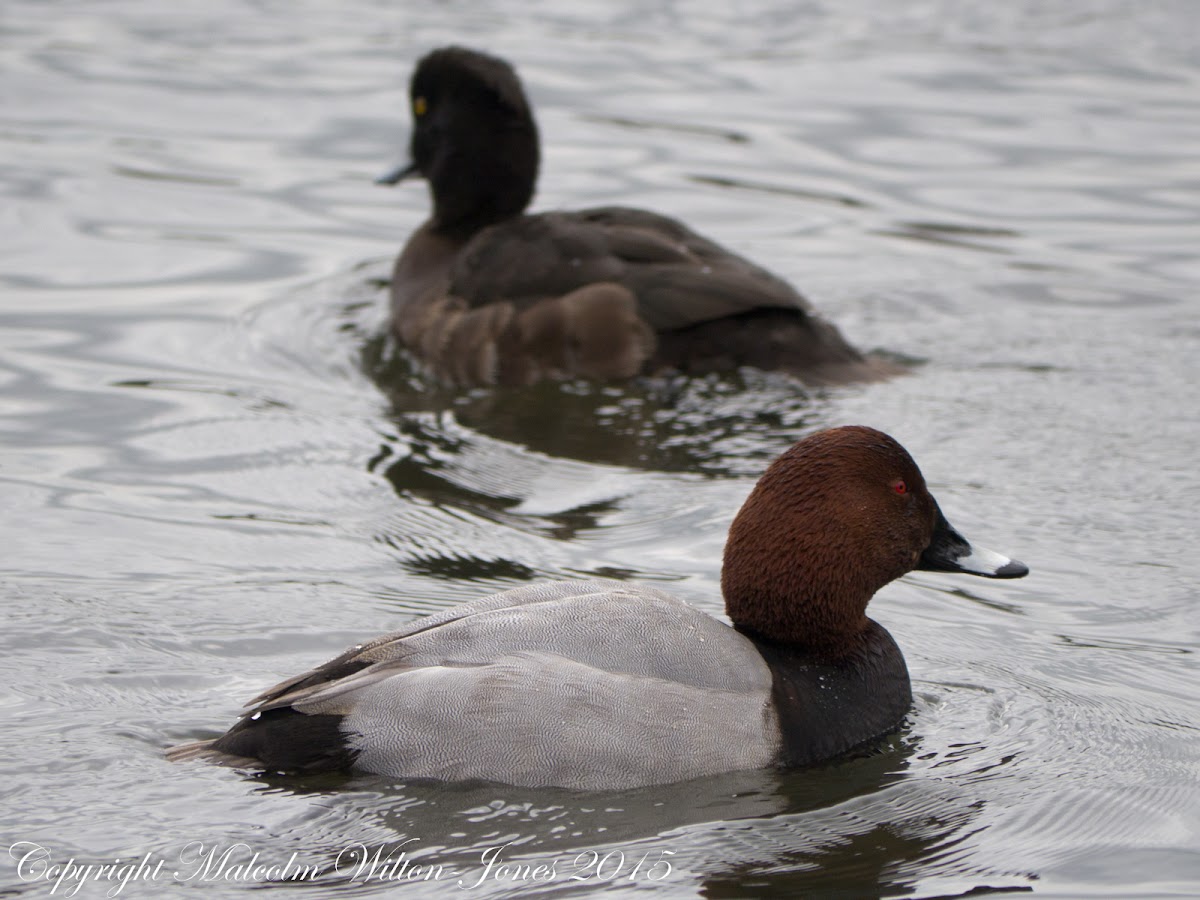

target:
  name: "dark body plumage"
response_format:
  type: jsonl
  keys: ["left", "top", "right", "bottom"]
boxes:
{"left": 384, "top": 46, "right": 896, "bottom": 386}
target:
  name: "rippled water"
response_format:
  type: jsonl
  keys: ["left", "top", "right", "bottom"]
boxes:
{"left": 3, "top": 1, "right": 1199, "bottom": 897}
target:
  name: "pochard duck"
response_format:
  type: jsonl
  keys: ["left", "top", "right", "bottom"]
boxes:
{"left": 378, "top": 46, "right": 896, "bottom": 387}
{"left": 169, "top": 426, "right": 1027, "bottom": 789}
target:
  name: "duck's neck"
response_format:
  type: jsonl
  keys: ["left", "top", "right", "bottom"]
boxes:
{"left": 720, "top": 454, "right": 919, "bottom": 660}
{"left": 428, "top": 126, "right": 539, "bottom": 238}
{"left": 723, "top": 576, "right": 875, "bottom": 662}
{"left": 721, "top": 503, "right": 888, "bottom": 661}
{"left": 429, "top": 194, "right": 525, "bottom": 240}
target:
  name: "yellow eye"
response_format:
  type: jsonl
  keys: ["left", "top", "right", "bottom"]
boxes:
{"left": 413, "top": 96, "right": 427, "bottom": 117}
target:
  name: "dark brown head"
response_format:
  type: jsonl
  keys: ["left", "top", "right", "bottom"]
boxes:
{"left": 722, "top": 426, "right": 1027, "bottom": 657}
{"left": 377, "top": 46, "right": 540, "bottom": 235}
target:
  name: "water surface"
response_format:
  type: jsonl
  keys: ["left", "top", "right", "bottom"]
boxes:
{"left": 2, "top": 1, "right": 1199, "bottom": 897}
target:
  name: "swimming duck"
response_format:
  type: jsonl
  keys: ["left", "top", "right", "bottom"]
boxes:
{"left": 169, "top": 426, "right": 1027, "bottom": 789}
{"left": 378, "top": 46, "right": 894, "bottom": 386}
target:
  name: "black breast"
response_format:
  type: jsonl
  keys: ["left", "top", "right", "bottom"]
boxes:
{"left": 742, "top": 620, "right": 914, "bottom": 768}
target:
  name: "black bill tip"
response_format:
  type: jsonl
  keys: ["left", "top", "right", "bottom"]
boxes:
{"left": 992, "top": 558, "right": 1030, "bottom": 579}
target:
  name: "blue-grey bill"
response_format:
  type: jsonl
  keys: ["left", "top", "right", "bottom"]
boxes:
{"left": 918, "top": 504, "right": 1029, "bottom": 579}
{"left": 376, "top": 161, "right": 418, "bottom": 185}
{"left": 950, "top": 544, "right": 1029, "bottom": 579}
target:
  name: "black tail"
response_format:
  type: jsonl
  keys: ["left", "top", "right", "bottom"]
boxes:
{"left": 167, "top": 708, "right": 358, "bottom": 775}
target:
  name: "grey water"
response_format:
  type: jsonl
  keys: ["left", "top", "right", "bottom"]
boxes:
{"left": 2, "top": 1, "right": 1198, "bottom": 897}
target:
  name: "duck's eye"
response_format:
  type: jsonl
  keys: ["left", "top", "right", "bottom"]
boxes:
{"left": 892, "top": 479, "right": 908, "bottom": 495}
{"left": 413, "top": 96, "right": 428, "bottom": 117}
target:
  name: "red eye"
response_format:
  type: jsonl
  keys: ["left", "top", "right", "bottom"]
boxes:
{"left": 892, "top": 480, "right": 907, "bottom": 495}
